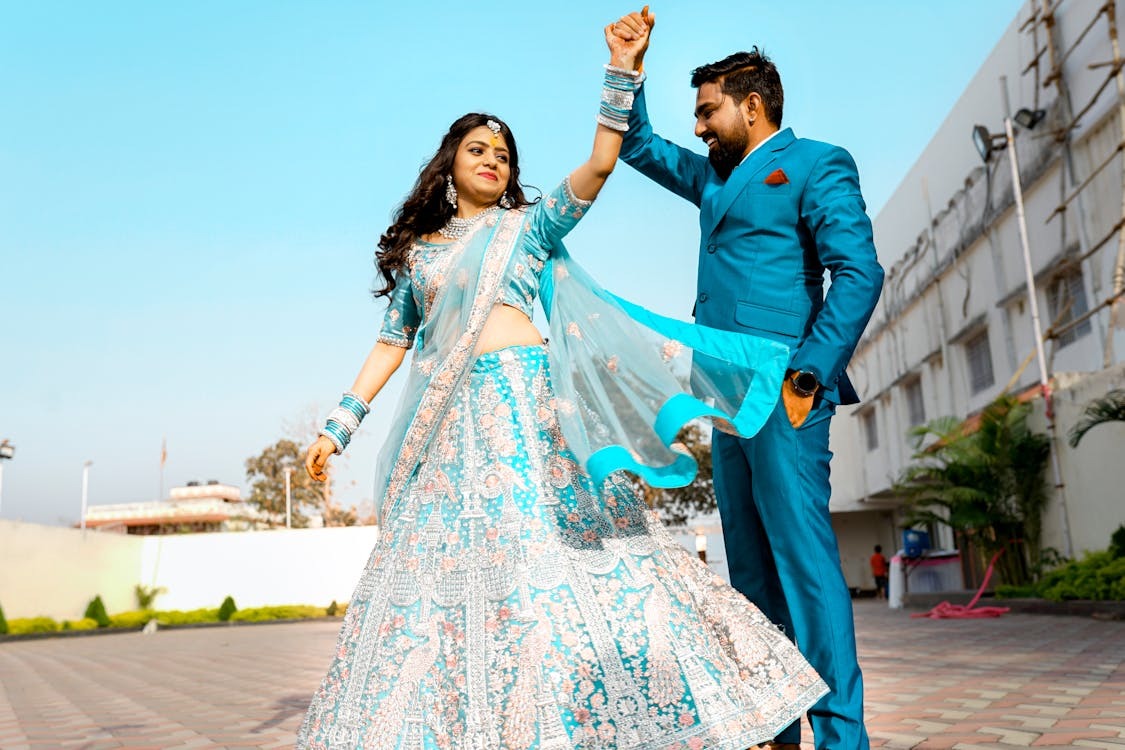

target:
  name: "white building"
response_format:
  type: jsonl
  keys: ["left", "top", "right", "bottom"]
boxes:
{"left": 84, "top": 480, "right": 271, "bottom": 534}
{"left": 829, "top": 0, "right": 1125, "bottom": 591}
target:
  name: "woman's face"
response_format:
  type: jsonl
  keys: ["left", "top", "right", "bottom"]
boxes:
{"left": 450, "top": 125, "right": 511, "bottom": 210}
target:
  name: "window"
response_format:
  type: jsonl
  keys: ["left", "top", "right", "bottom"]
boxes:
{"left": 1046, "top": 268, "right": 1091, "bottom": 347}
{"left": 904, "top": 378, "right": 926, "bottom": 428}
{"left": 964, "top": 329, "right": 994, "bottom": 394}
{"left": 862, "top": 408, "right": 878, "bottom": 452}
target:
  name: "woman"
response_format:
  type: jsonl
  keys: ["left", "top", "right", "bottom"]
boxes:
{"left": 298, "top": 11, "right": 826, "bottom": 750}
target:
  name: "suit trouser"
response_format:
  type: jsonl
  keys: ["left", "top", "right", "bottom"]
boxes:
{"left": 712, "top": 397, "right": 869, "bottom": 750}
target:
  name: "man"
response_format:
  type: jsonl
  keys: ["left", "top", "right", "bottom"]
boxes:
{"left": 612, "top": 11, "right": 884, "bottom": 749}
{"left": 871, "top": 544, "right": 890, "bottom": 600}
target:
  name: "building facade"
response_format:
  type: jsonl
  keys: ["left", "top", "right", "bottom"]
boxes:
{"left": 84, "top": 480, "right": 271, "bottom": 534}
{"left": 829, "top": 0, "right": 1125, "bottom": 591}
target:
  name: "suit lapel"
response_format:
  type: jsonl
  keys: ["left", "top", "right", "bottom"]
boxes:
{"left": 703, "top": 128, "right": 796, "bottom": 239}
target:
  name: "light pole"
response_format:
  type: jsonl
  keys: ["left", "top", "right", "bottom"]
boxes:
{"left": 284, "top": 466, "right": 294, "bottom": 529}
{"left": 971, "top": 80, "right": 1074, "bottom": 559}
{"left": 0, "top": 440, "right": 14, "bottom": 515}
{"left": 81, "top": 460, "right": 93, "bottom": 535}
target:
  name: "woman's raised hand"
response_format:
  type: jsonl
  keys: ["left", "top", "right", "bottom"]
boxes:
{"left": 606, "top": 6, "right": 655, "bottom": 71}
{"left": 306, "top": 435, "right": 336, "bottom": 482}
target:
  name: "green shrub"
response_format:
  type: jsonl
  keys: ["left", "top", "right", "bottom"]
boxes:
{"left": 134, "top": 584, "right": 167, "bottom": 610}
{"left": 326, "top": 600, "right": 339, "bottom": 616}
{"left": 63, "top": 618, "right": 100, "bottom": 631}
{"left": 8, "top": 617, "right": 60, "bottom": 634}
{"left": 0, "top": 603, "right": 7, "bottom": 635}
{"left": 155, "top": 608, "right": 220, "bottom": 626}
{"left": 1034, "top": 550, "right": 1125, "bottom": 601}
{"left": 995, "top": 584, "right": 1037, "bottom": 599}
{"left": 218, "top": 596, "right": 238, "bottom": 622}
{"left": 108, "top": 610, "right": 157, "bottom": 629}
{"left": 230, "top": 605, "right": 326, "bottom": 622}
{"left": 1111, "top": 524, "right": 1125, "bottom": 559}
{"left": 84, "top": 596, "right": 110, "bottom": 628}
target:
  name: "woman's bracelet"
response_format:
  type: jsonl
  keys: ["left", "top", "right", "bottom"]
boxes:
{"left": 319, "top": 391, "right": 371, "bottom": 454}
{"left": 597, "top": 64, "right": 646, "bottom": 132}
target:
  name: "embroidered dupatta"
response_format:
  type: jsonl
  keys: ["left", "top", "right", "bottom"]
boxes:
{"left": 373, "top": 208, "right": 790, "bottom": 522}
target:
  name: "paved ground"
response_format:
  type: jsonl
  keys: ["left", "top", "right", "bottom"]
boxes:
{"left": 0, "top": 601, "right": 1122, "bottom": 749}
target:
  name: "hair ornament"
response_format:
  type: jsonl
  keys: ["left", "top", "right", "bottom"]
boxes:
{"left": 486, "top": 119, "right": 502, "bottom": 135}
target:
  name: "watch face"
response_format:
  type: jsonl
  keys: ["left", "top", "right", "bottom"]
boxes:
{"left": 794, "top": 371, "right": 818, "bottom": 393}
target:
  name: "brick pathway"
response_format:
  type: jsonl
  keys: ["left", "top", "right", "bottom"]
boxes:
{"left": 0, "top": 601, "right": 1121, "bottom": 748}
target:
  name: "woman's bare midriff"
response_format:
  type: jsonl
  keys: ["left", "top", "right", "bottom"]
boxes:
{"left": 476, "top": 303, "right": 544, "bottom": 354}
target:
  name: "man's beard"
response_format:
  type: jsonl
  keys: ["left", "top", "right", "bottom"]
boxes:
{"left": 707, "top": 124, "right": 750, "bottom": 180}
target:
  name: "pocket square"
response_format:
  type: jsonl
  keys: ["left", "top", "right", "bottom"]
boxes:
{"left": 764, "top": 168, "right": 789, "bottom": 185}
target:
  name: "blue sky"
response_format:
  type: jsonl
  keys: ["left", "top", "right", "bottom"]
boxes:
{"left": 0, "top": 1, "right": 1025, "bottom": 525}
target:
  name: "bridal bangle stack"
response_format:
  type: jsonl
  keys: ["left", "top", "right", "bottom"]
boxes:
{"left": 319, "top": 391, "right": 370, "bottom": 454}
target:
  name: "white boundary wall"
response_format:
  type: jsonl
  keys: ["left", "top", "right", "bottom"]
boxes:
{"left": 0, "top": 520, "right": 379, "bottom": 620}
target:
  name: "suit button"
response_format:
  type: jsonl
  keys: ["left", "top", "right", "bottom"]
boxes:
{"left": 707, "top": 244, "right": 717, "bottom": 254}
{"left": 698, "top": 293, "right": 709, "bottom": 303}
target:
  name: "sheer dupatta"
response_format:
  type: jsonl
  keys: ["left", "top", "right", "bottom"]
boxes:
{"left": 373, "top": 208, "right": 790, "bottom": 522}
{"left": 373, "top": 209, "right": 525, "bottom": 522}
{"left": 541, "top": 246, "right": 790, "bottom": 490}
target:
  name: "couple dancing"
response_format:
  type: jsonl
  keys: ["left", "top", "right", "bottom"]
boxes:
{"left": 298, "top": 8, "right": 883, "bottom": 750}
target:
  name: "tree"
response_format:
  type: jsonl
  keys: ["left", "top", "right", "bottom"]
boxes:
{"left": 245, "top": 439, "right": 324, "bottom": 527}
{"left": 894, "top": 395, "right": 1051, "bottom": 585}
{"left": 1068, "top": 389, "right": 1125, "bottom": 447}
{"left": 322, "top": 500, "right": 359, "bottom": 527}
{"left": 631, "top": 422, "right": 716, "bottom": 527}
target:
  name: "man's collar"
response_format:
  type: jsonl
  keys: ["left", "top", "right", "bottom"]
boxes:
{"left": 739, "top": 128, "right": 782, "bottom": 166}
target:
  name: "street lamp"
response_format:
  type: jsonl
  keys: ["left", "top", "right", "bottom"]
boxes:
{"left": 81, "top": 460, "right": 93, "bottom": 535}
{"left": 284, "top": 466, "right": 294, "bottom": 529}
{"left": 970, "top": 84, "right": 1072, "bottom": 558}
{"left": 0, "top": 440, "right": 14, "bottom": 515}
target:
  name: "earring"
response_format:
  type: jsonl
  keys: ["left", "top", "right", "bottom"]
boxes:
{"left": 445, "top": 175, "right": 458, "bottom": 208}
{"left": 500, "top": 192, "right": 513, "bottom": 209}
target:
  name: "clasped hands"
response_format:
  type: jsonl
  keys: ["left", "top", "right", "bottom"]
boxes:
{"left": 606, "top": 6, "right": 655, "bottom": 69}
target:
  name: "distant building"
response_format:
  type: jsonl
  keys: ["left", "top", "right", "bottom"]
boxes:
{"left": 84, "top": 480, "right": 271, "bottom": 535}
{"left": 829, "top": 0, "right": 1125, "bottom": 592}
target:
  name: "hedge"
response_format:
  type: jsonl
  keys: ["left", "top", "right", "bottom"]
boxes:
{"left": 108, "top": 610, "right": 158, "bottom": 629}
{"left": 230, "top": 605, "right": 326, "bottom": 622}
{"left": 155, "top": 608, "right": 221, "bottom": 626}
{"left": 1, "top": 600, "right": 349, "bottom": 637}
{"left": 7, "top": 617, "right": 61, "bottom": 635}
{"left": 997, "top": 548, "right": 1125, "bottom": 601}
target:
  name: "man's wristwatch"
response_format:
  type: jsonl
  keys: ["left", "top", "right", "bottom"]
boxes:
{"left": 789, "top": 370, "right": 820, "bottom": 398}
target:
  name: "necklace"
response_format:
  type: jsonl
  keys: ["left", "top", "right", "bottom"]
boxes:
{"left": 438, "top": 206, "right": 501, "bottom": 240}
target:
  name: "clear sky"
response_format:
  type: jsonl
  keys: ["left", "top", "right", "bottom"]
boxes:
{"left": 0, "top": 1, "right": 1026, "bottom": 526}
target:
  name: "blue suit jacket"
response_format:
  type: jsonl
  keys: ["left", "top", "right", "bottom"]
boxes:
{"left": 621, "top": 85, "right": 885, "bottom": 405}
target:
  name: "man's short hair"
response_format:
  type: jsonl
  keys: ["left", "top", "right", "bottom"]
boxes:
{"left": 691, "top": 48, "right": 784, "bottom": 126}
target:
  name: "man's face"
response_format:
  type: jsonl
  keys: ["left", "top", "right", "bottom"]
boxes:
{"left": 693, "top": 81, "right": 751, "bottom": 180}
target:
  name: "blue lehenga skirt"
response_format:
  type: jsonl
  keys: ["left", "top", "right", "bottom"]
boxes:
{"left": 297, "top": 345, "right": 827, "bottom": 750}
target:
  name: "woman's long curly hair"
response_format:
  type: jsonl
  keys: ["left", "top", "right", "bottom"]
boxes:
{"left": 374, "top": 113, "right": 535, "bottom": 298}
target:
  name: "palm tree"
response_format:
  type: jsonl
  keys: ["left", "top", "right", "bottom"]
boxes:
{"left": 894, "top": 395, "right": 1050, "bottom": 585}
{"left": 1068, "top": 389, "right": 1125, "bottom": 448}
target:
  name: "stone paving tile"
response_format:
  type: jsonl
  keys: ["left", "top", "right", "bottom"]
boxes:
{"left": 0, "top": 601, "right": 1122, "bottom": 748}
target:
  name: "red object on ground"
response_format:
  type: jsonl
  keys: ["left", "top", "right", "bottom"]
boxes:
{"left": 911, "top": 550, "right": 1011, "bottom": 619}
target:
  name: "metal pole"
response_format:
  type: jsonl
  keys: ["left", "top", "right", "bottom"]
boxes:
{"left": 0, "top": 461, "right": 4, "bottom": 515}
{"left": 81, "top": 460, "right": 92, "bottom": 536}
{"left": 284, "top": 467, "right": 293, "bottom": 529}
{"left": 1004, "top": 114, "right": 1075, "bottom": 559}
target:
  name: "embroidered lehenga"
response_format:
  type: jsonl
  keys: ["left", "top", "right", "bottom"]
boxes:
{"left": 297, "top": 181, "right": 828, "bottom": 750}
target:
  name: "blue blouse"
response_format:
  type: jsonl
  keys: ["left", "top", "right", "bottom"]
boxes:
{"left": 377, "top": 178, "right": 594, "bottom": 349}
